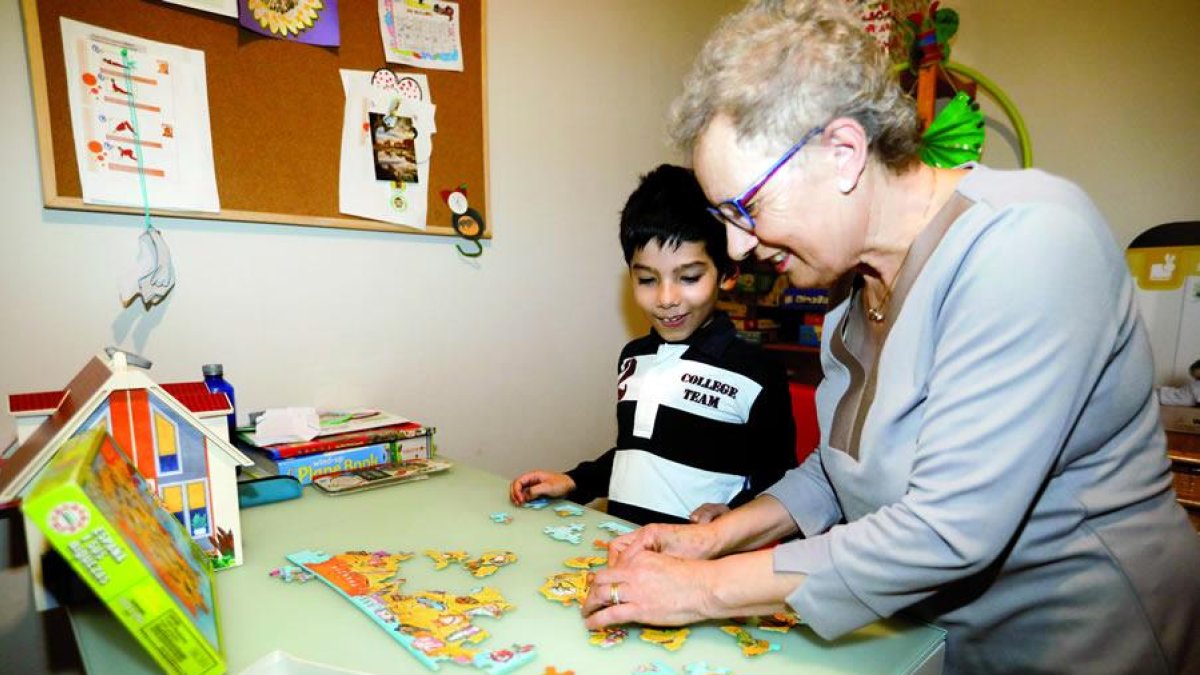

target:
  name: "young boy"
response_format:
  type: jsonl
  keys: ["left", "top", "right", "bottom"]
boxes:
{"left": 508, "top": 164, "right": 797, "bottom": 525}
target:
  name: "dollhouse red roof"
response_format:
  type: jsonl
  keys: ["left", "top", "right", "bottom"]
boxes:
{"left": 9, "top": 382, "right": 230, "bottom": 417}
{"left": 160, "top": 382, "right": 232, "bottom": 415}
{"left": 8, "top": 391, "right": 69, "bottom": 416}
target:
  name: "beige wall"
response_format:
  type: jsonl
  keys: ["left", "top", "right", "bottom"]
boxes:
{"left": 950, "top": 0, "right": 1200, "bottom": 246}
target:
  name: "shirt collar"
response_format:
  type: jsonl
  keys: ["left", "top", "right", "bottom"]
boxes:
{"left": 649, "top": 311, "right": 737, "bottom": 359}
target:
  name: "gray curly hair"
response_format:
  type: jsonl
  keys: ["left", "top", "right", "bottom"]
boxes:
{"left": 669, "top": 0, "right": 921, "bottom": 171}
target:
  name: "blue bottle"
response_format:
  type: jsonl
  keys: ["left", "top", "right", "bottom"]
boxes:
{"left": 202, "top": 363, "right": 237, "bottom": 440}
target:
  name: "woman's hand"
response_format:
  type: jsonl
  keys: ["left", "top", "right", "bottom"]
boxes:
{"left": 607, "top": 522, "right": 722, "bottom": 568}
{"left": 508, "top": 470, "right": 575, "bottom": 505}
{"left": 689, "top": 502, "right": 731, "bottom": 524}
{"left": 581, "top": 551, "right": 715, "bottom": 629}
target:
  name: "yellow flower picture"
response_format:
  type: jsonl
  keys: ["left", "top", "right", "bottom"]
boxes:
{"left": 246, "top": 0, "right": 324, "bottom": 38}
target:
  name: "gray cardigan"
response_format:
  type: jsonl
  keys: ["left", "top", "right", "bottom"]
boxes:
{"left": 766, "top": 165, "right": 1200, "bottom": 674}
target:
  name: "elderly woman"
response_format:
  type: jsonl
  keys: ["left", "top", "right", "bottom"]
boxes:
{"left": 581, "top": 1, "right": 1200, "bottom": 673}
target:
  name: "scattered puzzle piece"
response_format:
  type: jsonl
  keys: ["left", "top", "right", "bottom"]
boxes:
{"left": 639, "top": 627, "right": 691, "bottom": 652}
{"left": 684, "top": 662, "right": 734, "bottom": 675}
{"left": 522, "top": 497, "right": 551, "bottom": 510}
{"left": 552, "top": 503, "right": 584, "bottom": 517}
{"left": 464, "top": 551, "right": 518, "bottom": 577}
{"left": 284, "top": 549, "right": 537, "bottom": 674}
{"left": 597, "top": 520, "right": 636, "bottom": 536}
{"left": 749, "top": 611, "right": 801, "bottom": 633}
{"left": 543, "top": 523, "right": 586, "bottom": 545}
{"left": 543, "top": 668, "right": 575, "bottom": 675}
{"left": 490, "top": 512, "right": 513, "bottom": 524}
{"left": 592, "top": 539, "right": 610, "bottom": 550}
{"left": 588, "top": 626, "right": 629, "bottom": 649}
{"left": 632, "top": 661, "right": 679, "bottom": 674}
{"left": 539, "top": 570, "right": 591, "bottom": 606}
{"left": 719, "top": 625, "right": 780, "bottom": 657}
{"left": 564, "top": 555, "right": 607, "bottom": 570}
{"left": 425, "top": 549, "right": 471, "bottom": 570}
{"left": 268, "top": 565, "right": 315, "bottom": 583}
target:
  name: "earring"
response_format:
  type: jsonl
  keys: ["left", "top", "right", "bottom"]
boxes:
{"left": 839, "top": 179, "right": 854, "bottom": 194}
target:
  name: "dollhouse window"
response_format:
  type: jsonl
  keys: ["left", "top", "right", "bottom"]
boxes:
{"left": 186, "top": 481, "right": 210, "bottom": 537}
{"left": 161, "top": 484, "right": 185, "bottom": 526}
{"left": 153, "top": 411, "right": 181, "bottom": 474}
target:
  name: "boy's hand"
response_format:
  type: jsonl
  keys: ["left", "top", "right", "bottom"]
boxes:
{"left": 509, "top": 470, "right": 575, "bottom": 505}
{"left": 689, "top": 502, "right": 731, "bottom": 524}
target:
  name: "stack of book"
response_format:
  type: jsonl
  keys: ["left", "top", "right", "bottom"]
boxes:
{"left": 237, "top": 412, "right": 436, "bottom": 485}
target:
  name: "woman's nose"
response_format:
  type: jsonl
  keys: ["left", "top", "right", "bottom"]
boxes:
{"left": 725, "top": 223, "right": 758, "bottom": 261}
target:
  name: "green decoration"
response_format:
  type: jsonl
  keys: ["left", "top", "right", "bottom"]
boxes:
{"left": 921, "top": 91, "right": 984, "bottom": 168}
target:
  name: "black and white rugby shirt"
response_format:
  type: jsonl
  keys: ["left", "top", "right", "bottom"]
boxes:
{"left": 566, "top": 312, "right": 797, "bottom": 525}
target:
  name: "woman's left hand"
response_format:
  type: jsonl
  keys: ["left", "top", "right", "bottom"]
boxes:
{"left": 580, "top": 549, "right": 713, "bottom": 629}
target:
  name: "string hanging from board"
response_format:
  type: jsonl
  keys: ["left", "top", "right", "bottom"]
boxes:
{"left": 116, "top": 47, "right": 176, "bottom": 309}
{"left": 441, "top": 185, "right": 484, "bottom": 258}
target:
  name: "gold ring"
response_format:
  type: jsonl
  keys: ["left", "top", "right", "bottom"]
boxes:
{"left": 609, "top": 582, "right": 622, "bottom": 605}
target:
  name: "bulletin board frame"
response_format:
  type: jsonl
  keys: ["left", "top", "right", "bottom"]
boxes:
{"left": 20, "top": 0, "right": 490, "bottom": 238}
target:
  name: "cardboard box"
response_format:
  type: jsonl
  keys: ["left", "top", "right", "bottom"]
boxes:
{"left": 21, "top": 429, "right": 224, "bottom": 674}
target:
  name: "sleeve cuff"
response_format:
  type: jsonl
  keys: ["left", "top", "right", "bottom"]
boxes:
{"left": 774, "top": 535, "right": 882, "bottom": 640}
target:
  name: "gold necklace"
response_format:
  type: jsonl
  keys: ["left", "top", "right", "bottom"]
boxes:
{"left": 865, "top": 169, "right": 938, "bottom": 323}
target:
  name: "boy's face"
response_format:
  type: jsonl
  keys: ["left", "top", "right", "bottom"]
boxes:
{"left": 629, "top": 239, "right": 721, "bottom": 343}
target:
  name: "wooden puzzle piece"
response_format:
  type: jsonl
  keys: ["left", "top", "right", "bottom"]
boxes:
{"left": 464, "top": 551, "right": 518, "bottom": 577}
{"left": 425, "top": 549, "right": 471, "bottom": 570}
{"left": 563, "top": 555, "right": 607, "bottom": 570}
{"left": 587, "top": 626, "right": 629, "bottom": 648}
{"left": 747, "top": 611, "right": 801, "bottom": 633}
{"left": 552, "top": 503, "right": 584, "bottom": 517}
{"left": 719, "top": 625, "right": 780, "bottom": 657}
{"left": 596, "top": 520, "right": 636, "bottom": 536}
{"left": 268, "top": 565, "right": 315, "bottom": 583}
{"left": 639, "top": 627, "right": 691, "bottom": 652}
{"left": 538, "top": 570, "right": 591, "bottom": 606}
{"left": 543, "top": 523, "right": 586, "bottom": 545}
{"left": 490, "top": 512, "right": 513, "bottom": 524}
{"left": 521, "top": 497, "right": 551, "bottom": 509}
{"left": 543, "top": 668, "right": 574, "bottom": 675}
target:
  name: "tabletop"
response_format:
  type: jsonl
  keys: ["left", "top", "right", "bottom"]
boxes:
{"left": 69, "top": 459, "right": 945, "bottom": 674}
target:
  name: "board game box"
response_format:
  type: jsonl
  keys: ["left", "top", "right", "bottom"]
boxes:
{"left": 20, "top": 429, "right": 224, "bottom": 674}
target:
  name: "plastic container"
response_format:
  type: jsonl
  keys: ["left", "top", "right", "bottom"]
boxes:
{"left": 202, "top": 363, "right": 237, "bottom": 440}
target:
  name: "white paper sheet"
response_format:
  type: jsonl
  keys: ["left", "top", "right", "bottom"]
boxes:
{"left": 378, "top": 0, "right": 464, "bottom": 72}
{"left": 61, "top": 18, "right": 220, "bottom": 212}
{"left": 162, "top": 0, "right": 238, "bottom": 18}
{"left": 338, "top": 69, "right": 437, "bottom": 228}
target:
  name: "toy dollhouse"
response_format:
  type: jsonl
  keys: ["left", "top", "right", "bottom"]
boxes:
{"left": 1, "top": 350, "right": 252, "bottom": 608}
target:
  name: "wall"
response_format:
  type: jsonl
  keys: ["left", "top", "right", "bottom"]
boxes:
{"left": 0, "top": 2, "right": 740, "bottom": 672}
{"left": 950, "top": 0, "right": 1199, "bottom": 247}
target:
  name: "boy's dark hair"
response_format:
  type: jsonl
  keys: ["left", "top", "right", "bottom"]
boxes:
{"left": 619, "top": 164, "right": 734, "bottom": 278}
{"left": 1191, "top": 359, "right": 1200, "bottom": 374}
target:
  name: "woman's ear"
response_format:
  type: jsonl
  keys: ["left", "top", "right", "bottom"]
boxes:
{"left": 824, "top": 117, "right": 869, "bottom": 194}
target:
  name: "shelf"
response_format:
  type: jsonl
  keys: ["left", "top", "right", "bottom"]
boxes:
{"left": 764, "top": 343, "right": 821, "bottom": 354}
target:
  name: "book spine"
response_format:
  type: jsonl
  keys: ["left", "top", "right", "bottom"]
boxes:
{"left": 272, "top": 435, "right": 433, "bottom": 484}
{"left": 24, "top": 482, "right": 223, "bottom": 674}
{"left": 264, "top": 425, "right": 434, "bottom": 459}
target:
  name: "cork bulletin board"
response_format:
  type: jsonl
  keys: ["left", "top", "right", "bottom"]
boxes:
{"left": 20, "top": 0, "right": 489, "bottom": 238}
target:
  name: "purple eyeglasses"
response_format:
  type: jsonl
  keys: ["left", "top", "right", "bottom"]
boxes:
{"left": 707, "top": 126, "right": 825, "bottom": 233}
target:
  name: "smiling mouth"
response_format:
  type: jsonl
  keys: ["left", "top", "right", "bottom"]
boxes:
{"left": 659, "top": 314, "right": 688, "bottom": 328}
{"left": 767, "top": 251, "right": 790, "bottom": 272}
